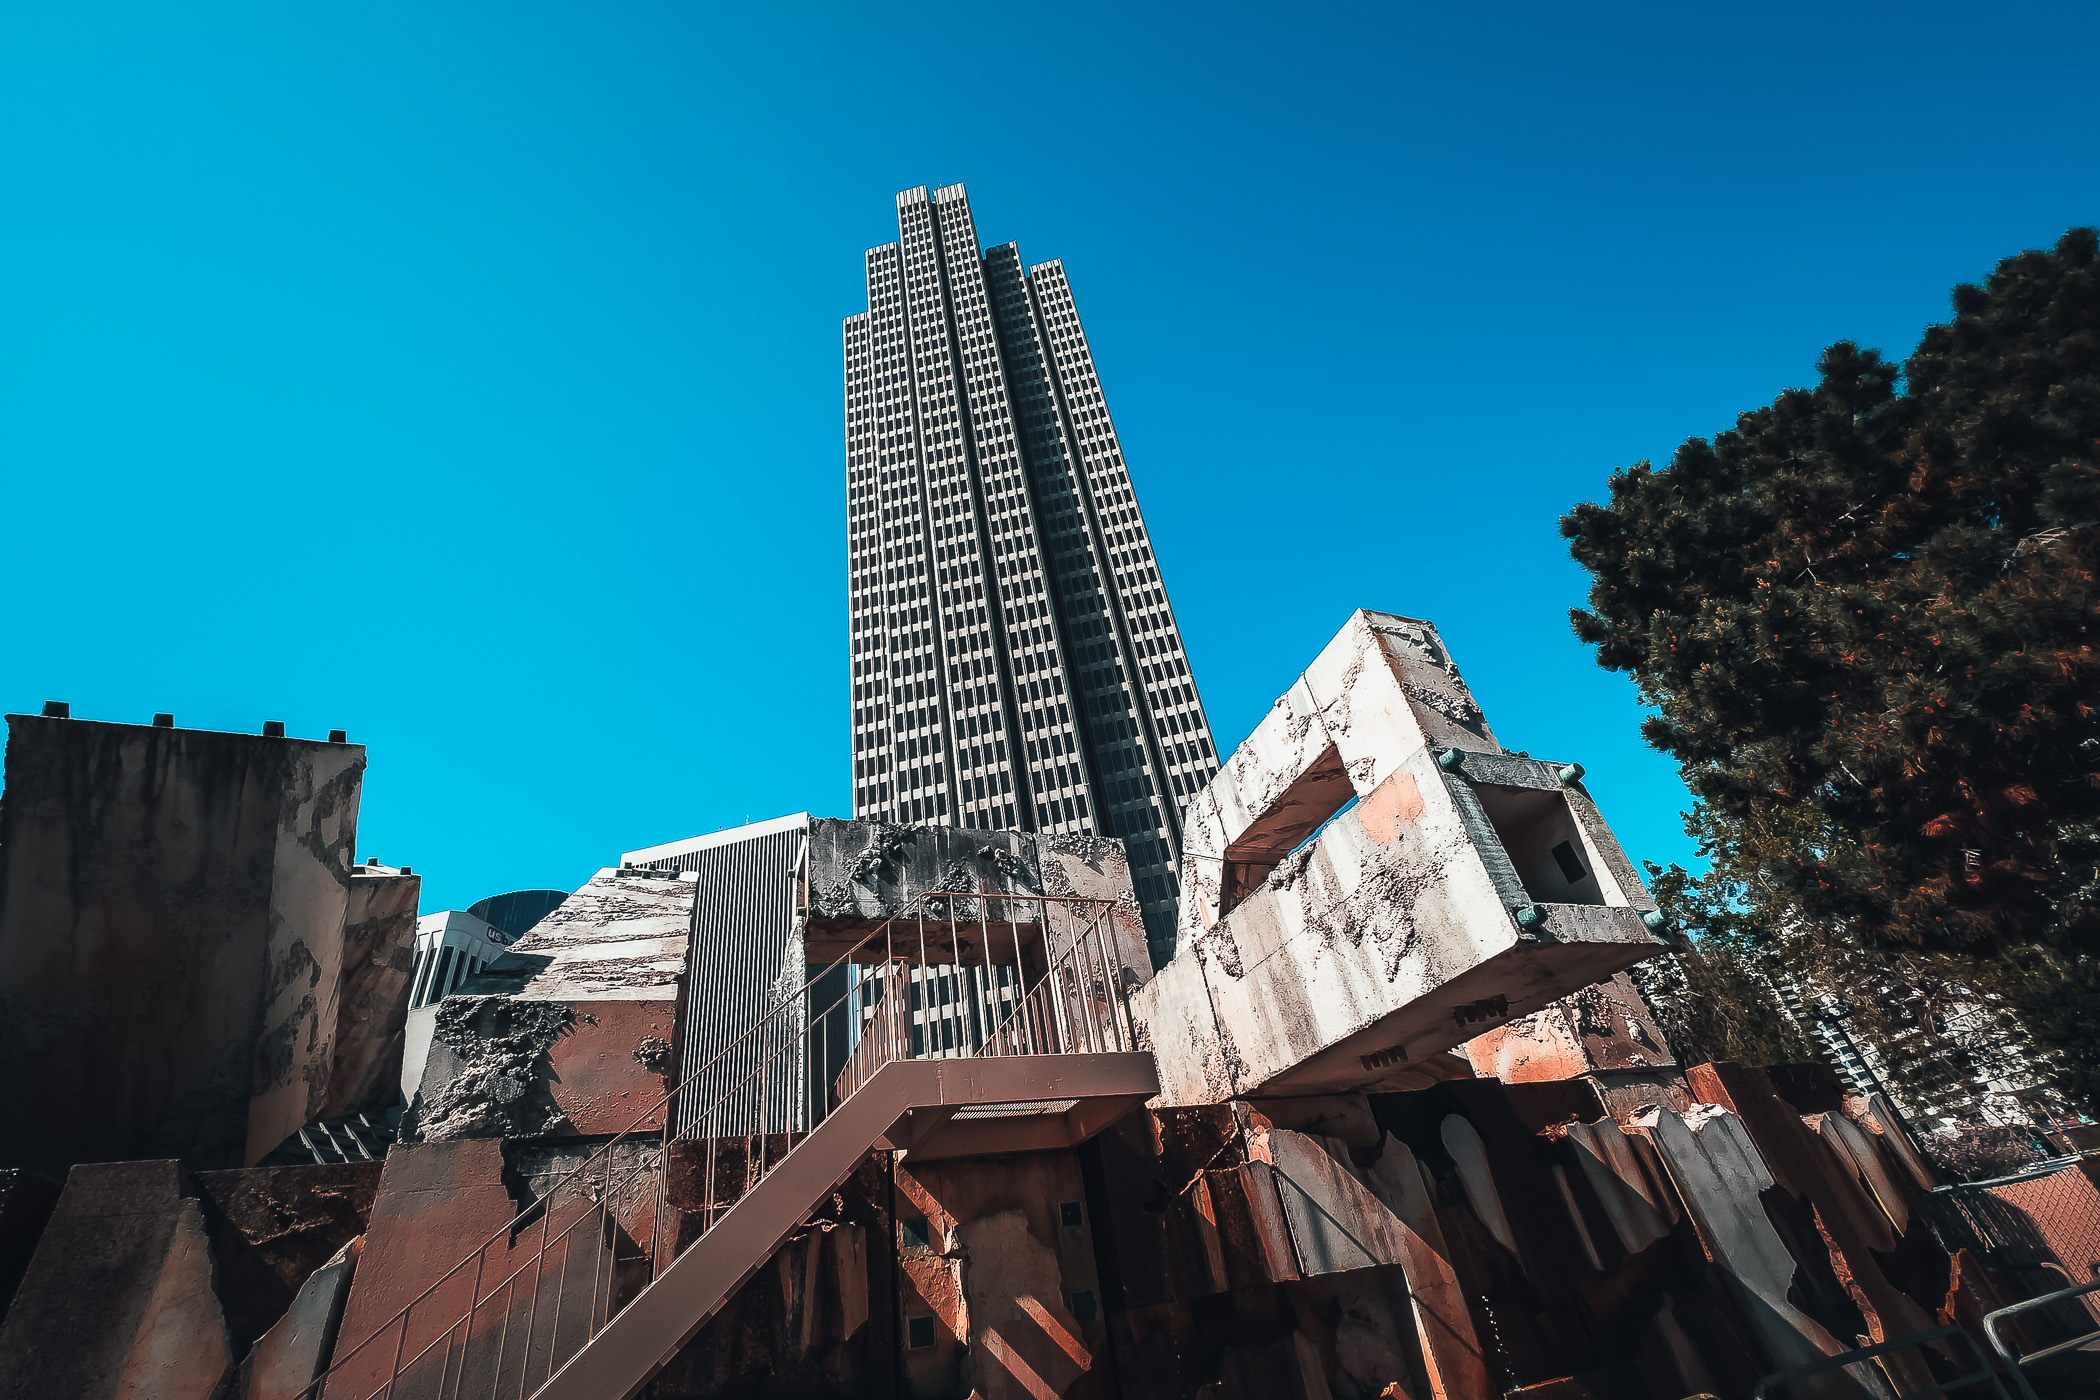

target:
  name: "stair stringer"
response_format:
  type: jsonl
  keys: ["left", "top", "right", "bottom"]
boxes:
{"left": 532, "top": 1052, "right": 1159, "bottom": 1400}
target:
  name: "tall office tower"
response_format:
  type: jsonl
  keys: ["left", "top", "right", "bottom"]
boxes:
{"left": 844, "top": 184, "right": 1219, "bottom": 959}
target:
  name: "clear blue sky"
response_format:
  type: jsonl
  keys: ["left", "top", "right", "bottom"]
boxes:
{"left": 3, "top": 3, "right": 2096, "bottom": 914}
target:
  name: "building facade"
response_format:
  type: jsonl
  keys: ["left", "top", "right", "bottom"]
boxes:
{"left": 623, "top": 814, "right": 815, "bottom": 1133}
{"left": 844, "top": 183, "right": 1218, "bottom": 957}
{"left": 407, "top": 907, "right": 514, "bottom": 1010}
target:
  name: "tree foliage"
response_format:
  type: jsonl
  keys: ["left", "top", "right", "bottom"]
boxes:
{"left": 1564, "top": 228, "right": 2100, "bottom": 1104}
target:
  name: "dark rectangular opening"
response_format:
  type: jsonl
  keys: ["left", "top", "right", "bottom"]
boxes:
{"left": 1471, "top": 785, "right": 1616, "bottom": 907}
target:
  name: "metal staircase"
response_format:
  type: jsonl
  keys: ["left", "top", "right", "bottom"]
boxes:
{"left": 299, "top": 890, "right": 1159, "bottom": 1400}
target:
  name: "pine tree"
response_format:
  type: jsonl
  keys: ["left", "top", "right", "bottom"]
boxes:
{"left": 1563, "top": 228, "right": 2100, "bottom": 1105}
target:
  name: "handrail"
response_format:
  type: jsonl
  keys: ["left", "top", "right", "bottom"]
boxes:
{"left": 1981, "top": 1266, "right": 2100, "bottom": 1400}
{"left": 297, "top": 886, "right": 1138, "bottom": 1400}
{"left": 1749, "top": 1321, "right": 2010, "bottom": 1399}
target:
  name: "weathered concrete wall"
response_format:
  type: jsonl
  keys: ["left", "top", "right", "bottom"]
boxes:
{"left": 640, "top": 1152, "right": 892, "bottom": 1399}
{"left": 0, "top": 715, "right": 371, "bottom": 1173}
{"left": 326, "top": 1136, "right": 663, "bottom": 1399}
{"left": 0, "top": 1160, "right": 234, "bottom": 1400}
{"left": 300, "top": 1061, "right": 2037, "bottom": 1400}
{"left": 223, "top": 1234, "right": 360, "bottom": 1400}
{"left": 1133, "top": 612, "right": 1662, "bottom": 1104}
{"left": 887, "top": 1150, "right": 1112, "bottom": 1400}
{"left": 403, "top": 867, "right": 690, "bottom": 1141}
{"left": 323, "top": 865, "right": 422, "bottom": 1120}
{"left": 804, "top": 819, "right": 1149, "bottom": 981}
{"left": 194, "top": 1160, "right": 382, "bottom": 1355}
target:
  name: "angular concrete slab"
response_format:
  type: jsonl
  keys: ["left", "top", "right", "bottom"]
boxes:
{"left": 0, "top": 1160, "right": 234, "bottom": 1400}
{"left": 404, "top": 867, "right": 692, "bottom": 1141}
{"left": 1133, "top": 611, "right": 1662, "bottom": 1104}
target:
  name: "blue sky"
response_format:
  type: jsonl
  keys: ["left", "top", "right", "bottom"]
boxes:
{"left": 2, "top": 3, "right": 2096, "bottom": 914}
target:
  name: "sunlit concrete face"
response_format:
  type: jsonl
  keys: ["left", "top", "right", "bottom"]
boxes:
{"left": 1132, "top": 609, "right": 1668, "bottom": 1104}
{"left": 842, "top": 183, "right": 1218, "bottom": 962}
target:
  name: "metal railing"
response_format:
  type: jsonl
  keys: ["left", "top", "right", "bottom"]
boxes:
{"left": 1750, "top": 1322, "right": 2013, "bottom": 1399}
{"left": 1983, "top": 1267, "right": 2100, "bottom": 1400}
{"left": 298, "top": 889, "right": 1139, "bottom": 1400}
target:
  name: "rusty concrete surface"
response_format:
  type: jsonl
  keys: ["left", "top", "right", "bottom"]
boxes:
{"left": 222, "top": 1235, "right": 360, "bottom": 1400}
{"left": 1463, "top": 972, "right": 1675, "bottom": 1084}
{"left": 0, "top": 1159, "right": 234, "bottom": 1400}
{"left": 896, "top": 1150, "right": 1111, "bottom": 1400}
{"left": 194, "top": 1160, "right": 382, "bottom": 1354}
{"left": 404, "top": 867, "right": 691, "bottom": 1142}
{"left": 324, "top": 865, "right": 422, "bottom": 1120}
{"left": 804, "top": 818, "right": 1150, "bottom": 980}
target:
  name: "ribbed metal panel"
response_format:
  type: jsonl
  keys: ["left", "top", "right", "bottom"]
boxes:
{"left": 636, "top": 822, "right": 810, "bottom": 1135}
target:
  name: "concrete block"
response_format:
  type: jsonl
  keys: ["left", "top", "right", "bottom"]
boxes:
{"left": 1640, "top": 1104, "right": 1911, "bottom": 1397}
{"left": 891, "top": 1150, "right": 1111, "bottom": 1400}
{"left": 0, "top": 714, "right": 403, "bottom": 1172}
{"left": 1557, "top": 1119, "right": 1675, "bottom": 1257}
{"left": 324, "top": 865, "right": 421, "bottom": 1120}
{"left": 0, "top": 1160, "right": 234, "bottom": 1400}
{"left": 221, "top": 1235, "right": 360, "bottom": 1400}
{"left": 1266, "top": 1128, "right": 1411, "bottom": 1275}
{"left": 403, "top": 868, "right": 690, "bottom": 1142}
{"left": 193, "top": 1161, "right": 381, "bottom": 1355}
{"left": 1463, "top": 972, "right": 1676, "bottom": 1084}
{"left": 1136, "top": 612, "right": 1663, "bottom": 1105}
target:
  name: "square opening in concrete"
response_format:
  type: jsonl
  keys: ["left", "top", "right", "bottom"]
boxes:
{"left": 1471, "top": 784, "right": 1620, "bottom": 907}
{"left": 1218, "top": 742, "right": 1356, "bottom": 916}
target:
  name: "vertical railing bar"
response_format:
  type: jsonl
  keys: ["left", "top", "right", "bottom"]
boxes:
{"left": 705, "top": 1119, "right": 718, "bottom": 1237}
{"left": 653, "top": 1122, "right": 668, "bottom": 1282}
{"left": 1094, "top": 908, "right": 1115, "bottom": 1051}
{"left": 543, "top": 1205, "right": 575, "bottom": 1392}
{"left": 916, "top": 900, "right": 928, "bottom": 1062}
{"left": 1048, "top": 898, "right": 1063, "bottom": 1055}
{"left": 1104, "top": 909, "right": 1125, "bottom": 1050}
{"left": 1011, "top": 909, "right": 1028, "bottom": 1055}
{"left": 588, "top": 1198, "right": 608, "bottom": 1344}
{"left": 977, "top": 888, "right": 991, "bottom": 1053}
{"left": 1078, "top": 910, "right": 1098, "bottom": 1054}
{"left": 514, "top": 1203, "right": 550, "bottom": 1400}
{"left": 1069, "top": 900, "right": 1085, "bottom": 1054}
{"left": 1071, "top": 902, "right": 1092, "bottom": 1055}
{"left": 386, "top": 1305, "right": 409, "bottom": 1398}
{"left": 489, "top": 1275, "right": 514, "bottom": 1400}
{"left": 443, "top": 1242, "right": 487, "bottom": 1400}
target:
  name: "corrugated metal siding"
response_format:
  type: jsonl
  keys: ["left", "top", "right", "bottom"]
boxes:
{"left": 637, "top": 824, "right": 807, "bottom": 1135}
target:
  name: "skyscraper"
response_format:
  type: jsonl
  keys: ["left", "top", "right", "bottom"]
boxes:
{"left": 843, "top": 184, "right": 1219, "bottom": 959}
